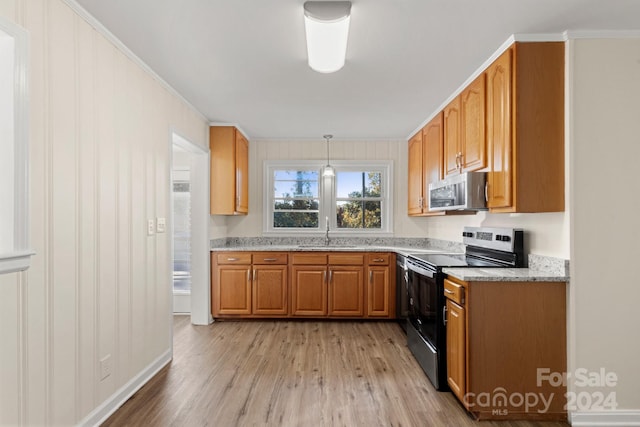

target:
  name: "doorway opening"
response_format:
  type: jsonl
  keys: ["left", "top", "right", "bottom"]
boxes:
{"left": 171, "top": 132, "right": 211, "bottom": 324}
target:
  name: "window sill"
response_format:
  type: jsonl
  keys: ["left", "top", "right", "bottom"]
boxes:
{"left": 0, "top": 250, "right": 35, "bottom": 275}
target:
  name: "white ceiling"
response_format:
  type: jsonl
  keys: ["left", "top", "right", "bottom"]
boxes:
{"left": 73, "top": 0, "right": 640, "bottom": 140}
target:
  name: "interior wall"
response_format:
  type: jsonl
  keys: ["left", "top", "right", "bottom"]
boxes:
{"left": 0, "top": 1, "right": 208, "bottom": 425}
{"left": 570, "top": 37, "right": 640, "bottom": 412}
{"left": 223, "top": 138, "right": 569, "bottom": 258}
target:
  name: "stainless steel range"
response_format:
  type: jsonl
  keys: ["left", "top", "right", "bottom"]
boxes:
{"left": 406, "top": 226, "right": 524, "bottom": 390}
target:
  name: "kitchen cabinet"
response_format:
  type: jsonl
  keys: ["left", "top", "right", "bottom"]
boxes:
{"left": 444, "top": 74, "right": 487, "bottom": 178}
{"left": 444, "top": 280, "right": 466, "bottom": 402}
{"left": 211, "top": 252, "right": 287, "bottom": 317}
{"left": 443, "top": 276, "right": 567, "bottom": 421}
{"left": 408, "top": 113, "right": 445, "bottom": 216}
{"left": 210, "top": 126, "right": 249, "bottom": 215}
{"left": 252, "top": 254, "right": 288, "bottom": 316}
{"left": 485, "top": 42, "right": 564, "bottom": 212}
{"left": 292, "top": 253, "right": 365, "bottom": 318}
{"left": 213, "top": 251, "right": 396, "bottom": 319}
{"left": 365, "top": 253, "right": 396, "bottom": 318}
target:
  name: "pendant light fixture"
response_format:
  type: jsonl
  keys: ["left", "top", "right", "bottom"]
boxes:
{"left": 323, "top": 134, "right": 335, "bottom": 177}
{"left": 303, "top": 1, "right": 352, "bottom": 73}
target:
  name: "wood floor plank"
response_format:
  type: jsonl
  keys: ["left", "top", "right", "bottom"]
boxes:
{"left": 102, "top": 317, "right": 570, "bottom": 427}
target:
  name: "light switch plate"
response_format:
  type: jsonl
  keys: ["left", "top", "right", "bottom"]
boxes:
{"left": 156, "top": 217, "right": 166, "bottom": 233}
{"left": 147, "top": 219, "right": 155, "bottom": 236}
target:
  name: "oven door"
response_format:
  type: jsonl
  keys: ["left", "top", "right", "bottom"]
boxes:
{"left": 407, "top": 264, "right": 442, "bottom": 348}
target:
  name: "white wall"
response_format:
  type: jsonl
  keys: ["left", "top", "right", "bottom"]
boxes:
{"left": 223, "top": 138, "right": 569, "bottom": 258}
{"left": 569, "top": 38, "right": 640, "bottom": 413}
{"left": 0, "top": 1, "right": 208, "bottom": 425}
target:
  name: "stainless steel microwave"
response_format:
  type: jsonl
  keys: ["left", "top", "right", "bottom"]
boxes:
{"left": 428, "top": 172, "right": 487, "bottom": 211}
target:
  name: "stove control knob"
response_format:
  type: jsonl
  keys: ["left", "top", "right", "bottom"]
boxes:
{"left": 462, "top": 232, "right": 473, "bottom": 237}
{"left": 497, "top": 235, "right": 511, "bottom": 242}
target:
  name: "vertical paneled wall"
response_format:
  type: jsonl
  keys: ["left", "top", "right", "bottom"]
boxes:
{"left": 0, "top": 0, "right": 208, "bottom": 425}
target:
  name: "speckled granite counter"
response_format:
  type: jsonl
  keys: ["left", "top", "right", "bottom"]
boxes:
{"left": 443, "top": 254, "right": 570, "bottom": 282}
{"left": 210, "top": 236, "right": 465, "bottom": 257}
{"left": 210, "top": 237, "right": 570, "bottom": 282}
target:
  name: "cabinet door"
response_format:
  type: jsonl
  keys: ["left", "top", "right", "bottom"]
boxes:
{"left": 291, "top": 266, "right": 327, "bottom": 316}
{"left": 252, "top": 265, "right": 287, "bottom": 315}
{"left": 328, "top": 266, "right": 364, "bottom": 317}
{"left": 407, "top": 131, "right": 424, "bottom": 215}
{"left": 443, "top": 97, "right": 461, "bottom": 177}
{"left": 460, "top": 74, "right": 487, "bottom": 172}
{"left": 486, "top": 48, "right": 513, "bottom": 209}
{"left": 235, "top": 131, "right": 249, "bottom": 214}
{"left": 215, "top": 265, "right": 251, "bottom": 315}
{"left": 367, "top": 266, "right": 390, "bottom": 317}
{"left": 423, "top": 112, "right": 444, "bottom": 198}
{"left": 446, "top": 299, "right": 466, "bottom": 403}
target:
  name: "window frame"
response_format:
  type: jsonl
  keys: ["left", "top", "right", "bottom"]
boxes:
{"left": 263, "top": 160, "right": 393, "bottom": 236}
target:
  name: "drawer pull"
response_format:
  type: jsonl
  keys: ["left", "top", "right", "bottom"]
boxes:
{"left": 372, "top": 258, "right": 385, "bottom": 262}
{"left": 227, "top": 257, "right": 239, "bottom": 262}
{"left": 444, "top": 289, "right": 454, "bottom": 294}
{"left": 262, "top": 258, "right": 278, "bottom": 262}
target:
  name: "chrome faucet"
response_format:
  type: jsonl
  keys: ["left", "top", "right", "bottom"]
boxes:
{"left": 325, "top": 216, "right": 330, "bottom": 246}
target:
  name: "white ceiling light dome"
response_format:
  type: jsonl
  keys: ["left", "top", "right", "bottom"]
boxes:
{"left": 303, "top": 1, "right": 352, "bottom": 73}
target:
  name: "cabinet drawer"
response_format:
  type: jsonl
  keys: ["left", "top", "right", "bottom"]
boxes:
{"left": 329, "top": 253, "right": 364, "bottom": 265}
{"left": 252, "top": 252, "right": 288, "bottom": 265}
{"left": 367, "top": 253, "right": 390, "bottom": 265}
{"left": 291, "top": 253, "right": 328, "bottom": 265}
{"left": 216, "top": 252, "right": 252, "bottom": 265}
{"left": 444, "top": 278, "right": 465, "bottom": 305}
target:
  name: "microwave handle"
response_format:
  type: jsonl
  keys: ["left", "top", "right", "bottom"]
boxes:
{"left": 484, "top": 181, "right": 489, "bottom": 202}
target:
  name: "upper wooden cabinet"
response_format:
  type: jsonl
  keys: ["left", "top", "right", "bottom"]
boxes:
{"left": 408, "top": 113, "right": 444, "bottom": 216}
{"left": 486, "top": 42, "right": 564, "bottom": 212}
{"left": 444, "top": 75, "right": 487, "bottom": 177}
{"left": 210, "top": 126, "right": 249, "bottom": 215}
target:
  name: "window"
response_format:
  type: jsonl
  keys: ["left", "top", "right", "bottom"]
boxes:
{"left": 264, "top": 160, "right": 392, "bottom": 235}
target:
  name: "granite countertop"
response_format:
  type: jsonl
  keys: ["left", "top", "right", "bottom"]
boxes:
{"left": 442, "top": 267, "right": 568, "bottom": 282}
{"left": 210, "top": 244, "right": 460, "bottom": 257}
{"left": 210, "top": 238, "right": 570, "bottom": 282}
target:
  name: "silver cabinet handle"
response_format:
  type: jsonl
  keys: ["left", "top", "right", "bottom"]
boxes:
{"left": 262, "top": 258, "right": 278, "bottom": 262}
{"left": 444, "top": 289, "right": 454, "bottom": 294}
{"left": 247, "top": 269, "right": 250, "bottom": 282}
{"left": 227, "top": 257, "right": 239, "bottom": 262}
{"left": 443, "top": 305, "right": 448, "bottom": 326}
{"left": 253, "top": 269, "right": 256, "bottom": 282}
{"left": 369, "top": 270, "right": 373, "bottom": 283}
{"left": 372, "top": 258, "right": 384, "bottom": 263}
{"left": 328, "top": 270, "right": 333, "bottom": 284}
{"left": 323, "top": 271, "right": 327, "bottom": 283}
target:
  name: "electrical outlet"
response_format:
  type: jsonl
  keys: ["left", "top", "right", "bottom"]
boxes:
{"left": 147, "top": 219, "right": 155, "bottom": 236}
{"left": 156, "top": 217, "right": 166, "bottom": 233}
{"left": 100, "top": 354, "right": 112, "bottom": 381}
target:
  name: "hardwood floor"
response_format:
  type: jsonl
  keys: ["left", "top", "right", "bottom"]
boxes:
{"left": 103, "top": 317, "right": 570, "bottom": 427}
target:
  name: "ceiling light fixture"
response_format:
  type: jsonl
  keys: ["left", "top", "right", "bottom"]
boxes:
{"left": 322, "top": 134, "right": 335, "bottom": 177}
{"left": 303, "top": 1, "right": 352, "bottom": 73}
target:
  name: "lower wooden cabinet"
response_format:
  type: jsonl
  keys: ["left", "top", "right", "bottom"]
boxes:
{"left": 290, "top": 265, "right": 327, "bottom": 316}
{"left": 446, "top": 299, "right": 466, "bottom": 402}
{"left": 328, "top": 266, "right": 364, "bottom": 317}
{"left": 252, "top": 265, "right": 288, "bottom": 315}
{"left": 211, "top": 252, "right": 287, "bottom": 317}
{"left": 216, "top": 265, "right": 251, "bottom": 315}
{"left": 444, "top": 277, "right": 567, "bottom": 421}
{"left": 212, "top": 251, "right": 396, "bottom": 319}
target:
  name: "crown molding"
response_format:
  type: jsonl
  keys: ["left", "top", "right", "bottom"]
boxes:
{"left": 61, "top": 0, "right": 209, "bottom": 124}
{"left": 564, "top": 29, "right": 640, "bottom": 39}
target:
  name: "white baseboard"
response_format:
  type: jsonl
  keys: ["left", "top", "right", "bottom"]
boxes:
{"left": 570, "top": 410, "right": 640, "bottom": 426}
{"left": 77, "top": 349, "right": 172, "bottom": 427}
